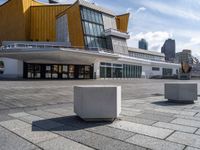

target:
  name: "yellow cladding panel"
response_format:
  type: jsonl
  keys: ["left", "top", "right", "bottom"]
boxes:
{"left": 0, "top": 0, "right": 26, "bottom": 42}
{"left": 30, "top": 5, "right": 70, "bottom": 41}
{"left": 0, "top": 0, "right": 70, "bottom": 42}
{"left": 61, "top": 2, "right": 84, "bottom": 48}
{"left": 22, "top": 0, "right": 43, "bottom": 40}
{"left": 116, "top": 13, "right": 130, "bottom": 33}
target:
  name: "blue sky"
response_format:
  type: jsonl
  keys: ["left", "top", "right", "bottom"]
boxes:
{"left": 1, "top": 0, "right": 200, "bottom": 59}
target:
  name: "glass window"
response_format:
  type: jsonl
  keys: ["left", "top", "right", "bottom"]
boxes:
{"left": 81, "top": 7, "right": 106, "bottom": 49}
{"left": 90, "top": 37, "right": 95, "bottom": 48}
{"left": 78, "top": 66, "right": 85, "bottom": 79}
{"left": 89, "top": 23, "right": 94, "bottom": 35}
{"left": 163, "top": 68, "right": 173, "bottom": 76}
{"left": 69, "top": 65, "right": 75, "bottom": 79}
{"left": 52, "top": 65, "right": 58, "bottom": 79}
{"left": 91, "top": 11, "right": 95, "bottom": 22}
{"left": 85, "top": 66, "right": 91, "bottom": 79}
{"left": 45, "top": 65, "right": 51, "bottom": 78}
{"left": 81, "top": 9, "right": 84, "bottom": 20}
{"left": 152, "top": 67, "right": 160, "bottom": 71}
{"left": 87, "top": 36, "right": 92, "bottom": 47}
{"left": 85, "top": 22, "right": 90, "bottom": 34}
{"left": 86, "top": 9, "right": 91, "bottom": 21}
{"left": 100, "top": 67, "right": 106, "bottom": 78}
{"left": 98, "top": 13, "right": 103, "bottom": 24}
{"left": 97, "top": 25, "right": 101, "bottom": 36}
{"left": 99, "top": 26, "right": 103, "bottom": 34}
{"left": 82, "top": 21, "right": 86, "bottom": 34}
{"left": 106, "top": 67, "right": 112, "bottom": 78}
{"left": 94, "top": 37, "right": 99, "bottom": 48}
{"left": 92, "top": 24, "right": 97, "bottom": 36}
{"left": 27, "top": 64, "right": 34, "bottom": 78}
{"left": 62, "top": 65, "right": 68, "bottom": 79}
{"left": 94, "top": 12, "right": 98, "bottom": 23}
{"left": 35, "top": 65, "right": 41, "bottom": 78}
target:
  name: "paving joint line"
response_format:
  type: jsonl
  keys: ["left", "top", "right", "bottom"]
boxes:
{"left": 194, "top": 127, "right": 199, "bottom": 134}
{"left": 0, "top": 124, "right": 44, "bottom": 150}
{"left": 164, "top": 130, "right": 176, "bottom": 140}
{"left": 193, "top": 111, "right": 199, "bottom": 117}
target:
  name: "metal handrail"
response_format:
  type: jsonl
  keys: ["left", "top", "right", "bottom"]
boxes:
{"left": 1, "top": 42, "right": 114, "bottom": 54}
{"left": 104, "top": 28, "right": 129, "bottom": 34}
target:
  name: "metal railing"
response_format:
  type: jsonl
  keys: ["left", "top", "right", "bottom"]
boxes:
{"left": 0, "top": 42, "right": 114, "bottom": 54}
{"left": 1, "top": 43, "right": 69, "bottom": 49}
{"left": 104, "top": 28, "right": 129, "bottom": 34}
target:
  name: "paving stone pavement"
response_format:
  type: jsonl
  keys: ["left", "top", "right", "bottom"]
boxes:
{"left": 0, "top": 79, "right": 200, "bottom": 150}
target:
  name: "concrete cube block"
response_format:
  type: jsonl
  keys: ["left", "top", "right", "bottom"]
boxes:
{"left": 74, "top": 85, "right": 121, "bottom": 121}
{"left": 165, "top": 83, "right": 198, "bottom": 102}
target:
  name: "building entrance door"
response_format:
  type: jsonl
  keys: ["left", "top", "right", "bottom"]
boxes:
{"left": 24, "top": 63, "right": 93, "bottom": 80}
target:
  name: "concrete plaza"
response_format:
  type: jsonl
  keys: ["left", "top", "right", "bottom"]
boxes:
{"left": 0, "top": 79, "right": 200, "bottom": 150}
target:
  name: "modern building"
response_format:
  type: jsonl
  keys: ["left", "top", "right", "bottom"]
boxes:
{"left": 175, "top": 49, "right": 200, "bottom": 79}
{"left": 128, "top": 47, "right": 165, "bottom": 62}
{"left": 0, "top": 0, "right": 180, "bottom": 79}
{"left": 175, "top": 49, "right": 194, "bottom": 64}
{"left": 138, "top": 39, "right": 148, "bottom": 50}
{"left": 161, "top": 39, "right": 176, "bottom": 61}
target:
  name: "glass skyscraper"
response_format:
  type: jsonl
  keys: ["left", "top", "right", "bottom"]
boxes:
{"left": 139, "top": 39, "right": 148, "bottom": 50}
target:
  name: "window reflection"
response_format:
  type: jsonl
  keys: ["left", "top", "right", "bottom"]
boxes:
{"left": 163, "top": 68, "right": 173, "bottom": 76}
{"left": 81, "top": 6, "right": 106, "bottom": 49}
{"left": 45, "top": 65, "right": 51, "bottom": 78}
{"left": 62, "top": 65, "right": 68, "bottom": 78}
{"left": 52, "top": 65, "right": 58, "bottom": 79}
{"left": 26, "top": 64, "right": 92, "bottom": 80}
{"left": 100, "top": 62, "right": 142, "bottom": 78}
{"left": 27, "top": 64, "right": 41, "bottom": 79}
{"left": 69, "top": 65, "right": 75, "bottom": 79}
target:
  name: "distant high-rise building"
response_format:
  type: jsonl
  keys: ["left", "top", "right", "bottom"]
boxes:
{"left": 161, "top": 39, "right": 176, "bottom": 61}
{"left": 175, "top": 49, "right": 197, "bottom": 65}
{"left": 139, "top": 39, "right": 148, "bottom": 50}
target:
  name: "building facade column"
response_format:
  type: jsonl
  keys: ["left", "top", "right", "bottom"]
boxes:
{"left": 93, "top": 60, "right": 100, "bottom": 79}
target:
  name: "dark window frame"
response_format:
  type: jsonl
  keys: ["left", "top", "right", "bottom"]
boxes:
{"left": 80, "top": 6, "right": 107, "bottom": 49}
{"left": 152, "top": 67, "right": 160, "bottom": 71}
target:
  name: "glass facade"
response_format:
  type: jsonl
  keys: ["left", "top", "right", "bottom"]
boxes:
{"left": 100, "top": 62, "right": 142, "bottom": 78}
{"left": 162, "top": 68, "right": 173, "bottom": 76}
{"left": 81, "top": 7, "right": 107, "bottom": 49}
{"left": 24, "top": 63, "right": 93, "bottom": 80}
{"left": 27, "top": 64, "right": 41, "bottom": 79}
{"left": 128, "top": 51, "right": 165, "bottom": 62}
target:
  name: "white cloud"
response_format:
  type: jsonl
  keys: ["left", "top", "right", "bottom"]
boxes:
{"left": 126, "top": 7, "right": 146, "bottom": 20}
{"left": 135, "top": 7, "right": 146, "bottom": 14}
{"left": 139, "top": 0, "right": 200, "bottom": 21}
{"left": 128, "top": 31, "right": 173, "bottom": 52}
{"left": 178, "top": 37, "right": 200, "bottom": 59}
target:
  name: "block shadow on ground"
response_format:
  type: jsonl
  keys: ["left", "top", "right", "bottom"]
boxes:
{"left": 152, "top": 100, "right": 195, "bottom": 106}
{"left": 32, "top": 115, "right": 112, "bottom": 131}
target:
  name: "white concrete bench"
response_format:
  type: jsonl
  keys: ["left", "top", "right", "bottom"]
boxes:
{"left": 165, "top": 83, "right": 198, "bottom": 103}
{"left": 74, "top": 85, "right": 121, "bottom": 121}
